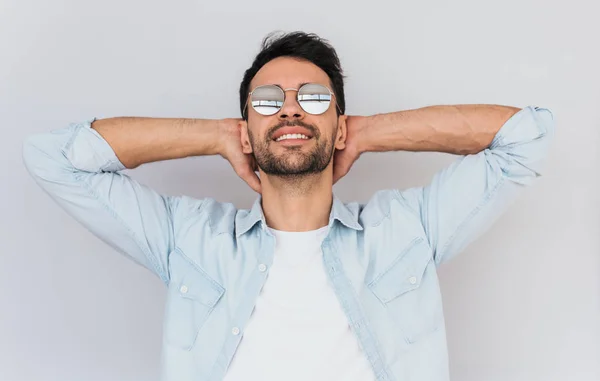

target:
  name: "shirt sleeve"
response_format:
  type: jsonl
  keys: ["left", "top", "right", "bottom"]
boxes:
{"left": 22, "top": 120, "right": 183, "bottom": 284}
{"left": 396, "top": 105, "right": 556, "bottom": 265}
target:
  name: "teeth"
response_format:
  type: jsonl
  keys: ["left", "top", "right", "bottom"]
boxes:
{"left": 276, "top": 133, "right": 310, "bottom": 142}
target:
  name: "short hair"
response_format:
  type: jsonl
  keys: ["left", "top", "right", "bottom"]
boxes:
{"left": 239, "top": 31, "right": 346, "bottom": 120}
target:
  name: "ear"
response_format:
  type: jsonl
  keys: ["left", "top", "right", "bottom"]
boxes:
{"left": 335, "top": 114, "right": 348, "bottom": 150}
{"left": 239, "top": 119, "right": 253, "bottom": 154}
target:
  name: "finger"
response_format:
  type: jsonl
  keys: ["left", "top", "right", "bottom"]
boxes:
{"left": 240, "top": 169, "right": 262, "bottom": 194}
{"left": 332, "top": 154, "right": 341, "bottom": 184}
{"left": 332, "top": 167, "right": 344, "bottom": 185}
{"left": 247, "top": 174, "right": 262, "bottom": 194}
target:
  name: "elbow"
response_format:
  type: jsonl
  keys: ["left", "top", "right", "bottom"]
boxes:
{"left": 490, "top": 106, "right": 556, "bottom": 173}
{"left": 22, "top": 134, "right": 46, "bottom": 177}
{"left": 22, "top": 133, "right": 67, "bottom": 181}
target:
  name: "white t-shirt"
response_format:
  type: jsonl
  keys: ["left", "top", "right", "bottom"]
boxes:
{"left": 223, "top": 225, "right": 376, "bottom": 381}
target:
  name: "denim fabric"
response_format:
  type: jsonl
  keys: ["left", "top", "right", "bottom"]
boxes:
{"left": 23, "top": 106, "right": 555, "bottom": 380}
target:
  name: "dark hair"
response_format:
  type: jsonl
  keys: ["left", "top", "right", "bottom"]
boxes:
{"left": 239, "top": 31, "right": 346, "bottom": 120}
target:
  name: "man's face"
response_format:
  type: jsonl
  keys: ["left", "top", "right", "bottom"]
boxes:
{"left": 241, "top": 57, "right": 346, "bottom": 178}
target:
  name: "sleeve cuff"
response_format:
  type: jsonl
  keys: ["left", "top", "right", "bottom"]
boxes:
{"left": 490, "top": 105, "right": 554, "bottom": 149}
{"left": 62, "top": 119, "right": 126, "bottom": 173}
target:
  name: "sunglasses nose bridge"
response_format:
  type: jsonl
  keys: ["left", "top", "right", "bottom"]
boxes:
{"left": 279, "top": 88, "right": 304, "bottom": 117}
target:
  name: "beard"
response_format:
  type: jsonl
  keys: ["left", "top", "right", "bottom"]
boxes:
{"left": 248, "top": 120, "right": 337, "bottom": 178}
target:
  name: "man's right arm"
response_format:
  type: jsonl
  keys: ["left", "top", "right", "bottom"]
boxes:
{"left": 22, "top": 117, "right": 237, "bottom": 284}
{"left": 91, "top": 117, "right": 224, "bottom": 169}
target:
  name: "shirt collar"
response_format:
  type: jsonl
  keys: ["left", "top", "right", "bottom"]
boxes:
{"left": 235, "top": 194, "right": 363, "bottom": 237}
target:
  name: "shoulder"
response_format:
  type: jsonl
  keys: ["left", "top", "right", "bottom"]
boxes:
{"left": 357, "top": 188, "right": 424, "bottom": 228}
{"left": 171, "top": 196, "right": 245, "bottom": 236}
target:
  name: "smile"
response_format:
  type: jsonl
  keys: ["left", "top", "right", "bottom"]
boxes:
{"left": 275, "top": 133, "right": 311, "bottom": 142}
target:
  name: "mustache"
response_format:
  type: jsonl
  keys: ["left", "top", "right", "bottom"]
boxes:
{"left": 268, "top": 120, "right": 318, "bottom": 140}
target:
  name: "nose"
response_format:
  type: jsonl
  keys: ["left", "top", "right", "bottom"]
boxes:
{"left": 278, "top": 88, "right": 305, "bottom": 120}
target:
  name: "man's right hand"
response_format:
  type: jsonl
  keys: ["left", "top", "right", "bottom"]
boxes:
{"left": 218, "top": 118, "right": 262, "bottom": 194}
{"left": 91, "top": 116, "right": 261, "bottom": 194}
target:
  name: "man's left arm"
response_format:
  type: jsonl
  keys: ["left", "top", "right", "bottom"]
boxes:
{"left": 339, "top": 104, "right": 556, "bottom": 265}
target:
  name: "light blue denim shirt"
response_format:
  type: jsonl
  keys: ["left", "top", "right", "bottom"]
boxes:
{"left": 23, "top": 106, "right": 555, "bottom": 381}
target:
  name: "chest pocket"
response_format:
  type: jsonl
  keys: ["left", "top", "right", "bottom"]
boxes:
{"left": 367, "top": 237, "right": 443, "bottom": 344}
{"left": 165, "top": 248, "right": 225, "bottom": 351}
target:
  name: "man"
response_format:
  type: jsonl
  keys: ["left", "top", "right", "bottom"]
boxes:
{"left": 23, "top": 31, "right": 555, "bottom": 381}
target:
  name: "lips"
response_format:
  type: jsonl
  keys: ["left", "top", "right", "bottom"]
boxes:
{"left": 271, "top": 126, "right": 314, "bottom": 141}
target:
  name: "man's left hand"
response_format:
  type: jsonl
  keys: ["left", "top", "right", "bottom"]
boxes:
{"left": 333, "top": 115, "right": 367, "bottom": 184}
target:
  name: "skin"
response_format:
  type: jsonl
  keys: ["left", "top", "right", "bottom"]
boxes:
{"left": 92, "top": 56, "right": 520, "bottom": 233}
{"left": 234, "top": 56, "right": 520, "bottom": 232}
{"left": 238, "top": 56, "right": 349, "bottom": 232}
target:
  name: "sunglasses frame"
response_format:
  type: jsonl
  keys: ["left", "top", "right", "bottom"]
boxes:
{"left": 243, "top": 83, "right": 342, "bottom": 119}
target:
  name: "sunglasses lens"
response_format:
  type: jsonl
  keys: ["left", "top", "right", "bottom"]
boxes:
{"left": 298, "top": 84, "right": 332, "bottom": 115}
{"left": 249, "top": 83, "right": 333, "bottom": 116}
{"left": 251, "top": 85, "right": 284, "bottom": 115}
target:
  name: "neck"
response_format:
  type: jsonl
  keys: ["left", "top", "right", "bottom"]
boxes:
{"left": 259, "top": 170, "right": 333, "bottom": 232}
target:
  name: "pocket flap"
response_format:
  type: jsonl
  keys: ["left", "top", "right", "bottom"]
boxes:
{"left": 368, "top": 237, "right": 432, "bottom": 303}
{"left": 170, "top": 248, "right": 225, "bottom": 307}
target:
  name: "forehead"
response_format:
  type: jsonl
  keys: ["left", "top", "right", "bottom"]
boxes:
{"left": 250, "top": 56, "right": 331, "bottom": 90}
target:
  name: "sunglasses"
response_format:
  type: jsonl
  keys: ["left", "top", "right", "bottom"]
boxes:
{"left": 243, "top": 83, "right": 342, "bottom": 119}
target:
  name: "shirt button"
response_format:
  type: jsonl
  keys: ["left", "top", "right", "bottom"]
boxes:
{"left": 231, "top": 327, "right": 240, "bottom": 335}
{"left": 258, "top": 263, "right": 267, "bottom": 272}
{"left": 408, "top": 276, "right": 417, "bottom": 285}
{"left": 180, "top": 285, "right": 189, "bottom": 294}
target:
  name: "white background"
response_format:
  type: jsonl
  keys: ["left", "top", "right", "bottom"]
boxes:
{"left": 2, "top": 0, "right": 599, "bottom": 380}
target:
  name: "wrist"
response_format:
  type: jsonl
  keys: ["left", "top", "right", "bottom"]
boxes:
{"left": 355, "top": 114, "right": 376, "bottom": 154}
{"left": 215, "top": 118, "right": 241, "bottom": 157}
